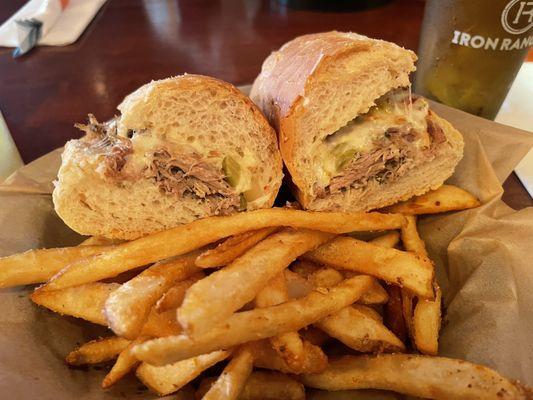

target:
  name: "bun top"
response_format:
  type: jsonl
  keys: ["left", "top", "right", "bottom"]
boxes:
{"left": 251, "top": 31, "right": 416, "bottom": 129}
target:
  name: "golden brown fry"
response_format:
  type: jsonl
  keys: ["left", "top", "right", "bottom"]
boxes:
{"left": 155, "top": 273, "right": 204, "bottom": 312}
{"left": 80, "top": 236, "right": 124, "bottom": 246}
{"left": 304, "top": 236, "right": 434, "bottom": 298}
{"left": 284, "top": 269, "right": 314, "bottom": 299}
{"left": 197, "top": 371, "right": 306, "bottom": 400}
{"left": 402, "top": 215, "right": 441, "bottom": 355}
{"left": 0, "top": 245, "right": 114, "bottom": 288}
{"left": 102, "top": 337, "right": 146, "bottom": 388}
{"left": 301, "top": 354, "right": 527, "bottom": 400}
{"left": 413, "top": 284, "right": 441, "bottom": 356}
{"left": 249, "top": 339, "right": 328, "bottom": 375}
{"left": 369, "top": 231, "right": 401, "bottom": 248}
{"left": 136, "top": 350, "right": 230, "bottom": 396}
{"left": 202, "top": 346, "right": 254, "bottom": 400}
{"left": 195, "top": 227, "right": 278, "bottom": 268}
{"left": 178, "top": 229, "right": 334, "bottom": 335}
{"left": 315, "top": 305, "right": 405, "bottom": 353}
{"left": 255, "top": 272, "right": 306, "bottom": 372}
{"left": 133, "top": 275, "right": 375, "bottom": 365}
{"left": 104, "top": 251, "right": 201, "bottom": 339}
{"left": 39, "top": 209, "right": 404, "bottom": 292}
{"left": 140, "top": 308, "right": 182, "bottom": 337}
{"left": 66, "top": 336, "right": 131, "bottom": 365}
{"left": 383, "top": 184, "right": 481, "bottom": 215}
{"left": 30, "top": 282, "right": 118, "bottom": 325}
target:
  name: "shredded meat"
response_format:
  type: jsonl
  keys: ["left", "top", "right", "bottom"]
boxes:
{"left": 149, "top": 149, "right": 241, "bottom": 215}
{"left": 324, "top": 116, "right": 444, "bottom": 197}
{"left": 75, "top": 114, "right": 132, "bottom": 178}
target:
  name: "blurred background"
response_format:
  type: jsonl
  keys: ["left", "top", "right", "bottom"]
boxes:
{"left": 0, "top": 0, "right": 531, "bottom": 207}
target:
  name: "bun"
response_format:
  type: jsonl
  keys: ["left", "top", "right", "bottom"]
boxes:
{"left": 251, "top": 31, "right": 463, "bottom": 211}
{"left": 53, "top": 75, "right": 283, "bottom": 239}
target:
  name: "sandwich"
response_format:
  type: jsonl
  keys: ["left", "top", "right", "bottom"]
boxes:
{"left": 53, "top": 75, "right": 283, "bottom": 240}
{"left": 250, "top": 31, "right": 464, "bottom": 211}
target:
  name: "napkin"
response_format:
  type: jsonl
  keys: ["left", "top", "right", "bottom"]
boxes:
{"left": 0, "top": 0, "right": 106, "bottom": 50}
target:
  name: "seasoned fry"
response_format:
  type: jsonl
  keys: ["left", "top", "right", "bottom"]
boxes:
{"left": 195, "top": 227, "right": 278, "bottom": 268}
{"left": 369, "top": 231, "right": 400, "bottom": 248}
{"left": 402, "top": 215, "right": 441, "bottom": 355}
{"left": 136, "top": 350, "right": 230, "bottom": 396}
{"left": 102, "top": 337, "right": 146, "bottom": 388}
{"left": 301, "top": 354, "right": 527, "bottom": 400}
{"left": 0, "top": 245, "right": 113, "bottom": 288}
{"left": 155, "top": 273, "right": 204, "bottom": 312}
{"left": 384, "top": 284, "right": 408, "bottom": 344}
{"left": 197, "top": 371, "right": 306, "bottom": 400}
{"left": 133, "top": 275, "right": 375, "bottom": 365}
{"left": 249, "top": 339, "right": 328, "bottom": 374}
{"left": 105, "top": 251, "right": 201, "bottom": 338}
{"left": 255, "top": 272, "right": 306, "bottom": 371}
{"left": 202, "top": 346, "right": 254, "bottom": 400}
{"left": 315, "top": 305, "right": 405, "bottom": 353}
{"left": 30, "top": 282, "right": 118, "bottom": 325}
{"left": 178, "top": 229, "right": 334, "bottom": 335}
{"left": 304, "top": 236, "right": 434, "bottom": 298}
{"left": 383, "top": 184, "right": 480, "bottom": 215}
{"left": 39, "top": 209, "right": 404, "bottom": 291}
{"left": 66, "top": 336, "right": 131, "bottom": 365}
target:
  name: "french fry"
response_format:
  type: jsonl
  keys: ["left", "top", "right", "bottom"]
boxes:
{"left": 284, "top": 269, "right": 314, "bottom": 299}
{"left": 80, "top": 236, "right": 124, "bottom": 246}
{"left": 136, "top": 350, "right": 230, "bottom": 396}
{"left": 299, "top": 327, "right": 331, "bottom": 347}
{"left": 66, "top": 336, "right": 131, "bottom": 365}
{"left": 178, "top": 229, "right": 334, "bottom": 335}
{"left": 369, "top": 231, "right": 401, "bottom": 248}
{"left": 102, "top": 337, "right": 146, "bottom": 388}
{"left": 30, "top": 282, "right": 119, "bottom": 325}
{"left": 196, "top": 371, "right": 306, "bottom": 400}
{"left": 0, "top": 245, "right": 113, "bottom": 288}
{"left": 383, "top": 184, "right": 481, "bottom": 215}
{"left": 292, "top": 265, "right": 388, "bottom": 305}
{"left": 155, "top": 273, "right": 204, "bottom": 312}
{"left": 133, "top": 275, "right": 375, "bottom": 365}
{"left": 249, "top": 339, "right": 328, "bottom": 374}
{"left": 315, "top": 305, "right": 405, "bottom": 353}
{"left": 195, "top": 227, "right": 278, "bottom": 268}
{"left": 402, "top": 215, "right": 441, "bottom": 355}
{"left": 304, "top": 236, "right": 434, "bottom": 298}
{"left": 202, "top": 346, "right": 254, "bottom": 400}
{"left": 301, "top": 354, "right": 527, "bottom": 400}
{"left": 39, "top": 209, "right": 404, "bottom": 291}
{"left": 255, "top": 272, "right": 307, "bottom": 372}
{"left": 383, "top": 284, "right": 408, "bottom": 344}
{"left": 140, "top": 308, "right": 182, "bottom": 337}
{"left": 104, "top": 251, "right": 201, "bottom": 338}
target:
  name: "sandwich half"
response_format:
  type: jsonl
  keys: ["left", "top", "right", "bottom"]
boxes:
{"left": 53, "top": 75, "right": 283, "bottom": 240}
{"left": 250, "top": 31, "right": 464, "bottom": 211}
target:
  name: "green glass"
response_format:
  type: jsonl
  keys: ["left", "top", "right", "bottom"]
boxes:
{"left": 414, "top": 0, "right": 533, "bottom": 120}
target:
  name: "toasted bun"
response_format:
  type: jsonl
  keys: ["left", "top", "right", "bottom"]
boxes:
{"left": 251, "top": 31, "right": 463, "bottom": 211}
{"left": 53, "top": 75, "right": 283, "bottom": 240}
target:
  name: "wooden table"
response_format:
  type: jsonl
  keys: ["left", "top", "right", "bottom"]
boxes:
{"left": 0, "top": 0, "right": 530, "bottom": 209}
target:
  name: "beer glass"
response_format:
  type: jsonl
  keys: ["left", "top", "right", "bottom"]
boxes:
{"left": 414, "top": 0, "right": 533, "bottom": 119}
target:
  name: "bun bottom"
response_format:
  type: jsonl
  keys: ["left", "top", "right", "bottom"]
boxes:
{"left": 300, "top": 112, "right": 464, "bottom": 212}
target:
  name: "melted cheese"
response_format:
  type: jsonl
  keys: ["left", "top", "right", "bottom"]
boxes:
{"left": 317, "top": 89, "right": 430, "bottom": 186}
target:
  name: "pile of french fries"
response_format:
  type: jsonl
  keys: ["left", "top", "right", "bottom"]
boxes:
{"left": 1, "top": 184, "right": 530, "bottom": 399}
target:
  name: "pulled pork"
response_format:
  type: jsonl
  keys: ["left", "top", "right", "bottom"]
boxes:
{"left": 324, "top": 115, "right": 445, "bottom": 197}
{"left": 148, "top": 149, "right": 241, "bottom": 215}
{"left": 75, "top": 114, "right": 132, "bottom": 178}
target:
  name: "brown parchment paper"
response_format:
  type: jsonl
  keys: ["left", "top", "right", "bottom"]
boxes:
{"left": 0, "top": 97, "right": 532, "bottom": 399}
